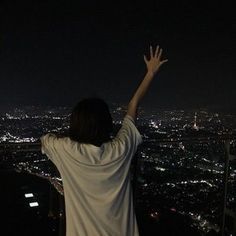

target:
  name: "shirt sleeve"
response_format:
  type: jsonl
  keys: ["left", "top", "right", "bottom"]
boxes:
{"left": 40, "top": 133, "right": 62, "bottom": 168}
{"left": 113, "top": 115, "right": 142, "bottom": 158}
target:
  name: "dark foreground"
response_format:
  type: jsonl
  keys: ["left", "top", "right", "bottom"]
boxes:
{"left": 0, "top": 171, "right": 206, "bottom": 236}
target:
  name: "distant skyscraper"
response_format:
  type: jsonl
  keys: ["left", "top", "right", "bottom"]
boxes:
{"left": 193, "top": 112, "right": 199, "bottom": 131}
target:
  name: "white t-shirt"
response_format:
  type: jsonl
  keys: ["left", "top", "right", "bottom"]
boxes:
{"left": 41, "top": 115, "right": 142, "bottom": 236}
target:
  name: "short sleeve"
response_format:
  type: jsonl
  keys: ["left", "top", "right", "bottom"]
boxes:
{"left": 113, "top": 115, "right": 142, "bottom": 158}
{"left": 40, "top": 133, "right": 62, "bottom": 167}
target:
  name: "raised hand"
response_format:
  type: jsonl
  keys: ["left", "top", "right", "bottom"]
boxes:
{"left": 144, "top": 45, "right": 168, "bottom": 75}
{"left": 127, "top": 45, "right": 168, "bottom": 120}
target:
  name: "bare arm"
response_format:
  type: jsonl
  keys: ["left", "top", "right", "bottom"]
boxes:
{"left": 127, "top": 45, "right": 168, "bottom": 120}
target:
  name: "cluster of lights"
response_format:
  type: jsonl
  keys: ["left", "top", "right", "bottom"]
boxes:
{"left": 5, "top": 113, "right": 30, "bottom": 120}
{"left": 196, "top": 165, "right": 224, "bottom": 174}
{"left": 150, "top": 211, "right": 159, "bottom": 220}
{"left": 24, "top": 193, "right": 39, "bottom": 208}
{"left": 149, "top": 120, "right": 159, "bottom": 129}
{"left": 0, "top": 132, "right": 37, "bottom": 143}
{"left": 178, "top": 180, "right": 215, "bottom": 188}
{"left": 165, "top": 180, "right": 215, "bottom": 188}
{"left": 179, "top": 210, "right": 220, "bottom": 233}
{"left": 155, "top": 166, "right": 166, "bottom": 172}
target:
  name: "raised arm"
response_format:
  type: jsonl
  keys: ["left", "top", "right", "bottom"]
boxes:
{"left": 127, "top": 45, "right": 168, "bottom": 120}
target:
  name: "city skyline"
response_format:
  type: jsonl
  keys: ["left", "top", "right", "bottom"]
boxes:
{"left": 1, "top": 105, "right": 235, "bottom": 235}
{"left": 1, "top": 1, "right": 235, "bottom": 109}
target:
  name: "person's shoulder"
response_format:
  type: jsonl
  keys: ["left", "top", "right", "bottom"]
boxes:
{"left": 123, "top": 114, "right": 135, "bottom": 124}
{"left": 41, "top": 134, "right": 74, "bottom": 145}
{"left": 55, "top": 136, "right": 78, "bottom": 148}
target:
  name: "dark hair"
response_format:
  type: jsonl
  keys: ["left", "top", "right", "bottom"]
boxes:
{"left": 69, "top": 98, "right": 113, "bottom": 146}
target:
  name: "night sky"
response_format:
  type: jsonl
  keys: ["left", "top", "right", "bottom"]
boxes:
{"left": 1, "top": 1, "right": 235, "bottom": 110}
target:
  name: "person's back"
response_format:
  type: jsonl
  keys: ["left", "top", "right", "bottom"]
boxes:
{"left": 41, "top": 115, "right": 141, "bottom": 235}
{"left": 41, "top": 45, "right": 167, "bottom": 236}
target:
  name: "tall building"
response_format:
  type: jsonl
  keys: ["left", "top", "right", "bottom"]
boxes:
{"left": 193, "top": 112, "right": 199, "bottom": 131}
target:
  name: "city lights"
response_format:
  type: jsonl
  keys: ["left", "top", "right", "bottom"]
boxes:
{"left": 0, "top": 106, "right": 235, "bottom": 235}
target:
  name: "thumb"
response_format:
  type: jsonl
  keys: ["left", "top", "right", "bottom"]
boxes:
{"left": 144, "top": 55, "right": 148, "bottom": 64}
{"left": 160, "top": 59, "right": 168, "bottom": 65}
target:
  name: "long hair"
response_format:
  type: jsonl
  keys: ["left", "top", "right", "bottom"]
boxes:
{"left": 69, "top": 98, "right": 113, "bottom": 146}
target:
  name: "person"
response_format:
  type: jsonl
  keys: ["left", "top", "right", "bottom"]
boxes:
{"left": 40, "top": 45, "right": 168, "bottom": 236}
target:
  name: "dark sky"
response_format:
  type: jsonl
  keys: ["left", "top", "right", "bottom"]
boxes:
{"left": 1, "top": 1, "right": 235, "bottom": 109}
